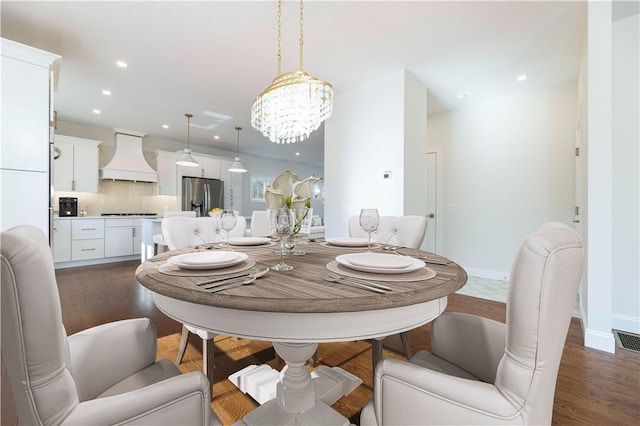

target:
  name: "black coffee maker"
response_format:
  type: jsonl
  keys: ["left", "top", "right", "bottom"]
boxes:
{"left": 59, "top": 197, "right": 78, "bottom": 217}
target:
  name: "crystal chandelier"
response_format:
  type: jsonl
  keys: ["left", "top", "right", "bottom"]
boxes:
{"left": 251, "top": 0, "right": 333, "bottom": 144}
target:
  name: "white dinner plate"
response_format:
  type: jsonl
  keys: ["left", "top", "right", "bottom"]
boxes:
{"left": 229, "top": 237, "right": 271, "bottom": 246}
{"left": 345, "top": 253, "right": 413, "bottom": 269}
{"left": 326, "top": 237, "right": 370, "bottom": 247}
{"left": 336, "top": 253, "right": 424, "bottom": 274}
{"left": 168, "top": 252, "right": 248, "bottom": 270}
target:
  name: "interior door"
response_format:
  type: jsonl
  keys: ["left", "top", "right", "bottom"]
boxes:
{"left": 426, "top": 151, "right": 439, "bottom": 253}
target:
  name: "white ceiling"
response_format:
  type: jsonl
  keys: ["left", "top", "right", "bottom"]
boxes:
{"left": 1, "top": 1, "right": 586, "bottom": 168}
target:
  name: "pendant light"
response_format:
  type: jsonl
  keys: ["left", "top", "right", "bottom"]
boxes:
{"left": 228, "top": 126, "right": 248, "bottom": 173}
{"left": 251, "top": 0, "right": 333, "bottom": 144}
{"left": 176, "top": 113, "right": 199, "bottom": 167}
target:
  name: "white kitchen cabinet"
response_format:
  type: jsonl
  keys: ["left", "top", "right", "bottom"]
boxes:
{"left": 1, "top": 38, "right": 59, "bottom": 237}
{"left": 105, "top": 218, "right": 141, "bottom": 257}
{"left": 155, "top": 150, "right": 177, "bottom": 196}
{"left": 0, "top": 169, "right": 51, "bottom": 235}
{"left": 53, "top": 219, "right": 71, "bottom": 262}
{"left": 54, "top": 134, "right": 101, "bottom": 192}
{"left": 1, "top": 39, "right": 56, "bottom": 173}
{"left": 220, "top": 159, "right": 244, "bottom": 212}
{"left": 178, "top": 154, "right": 220, "bottom": 180}
{"left": 196, "top": 155, "right": 221, "bottom": 179}
{"left": 71, "top": 218, "right": 104, "bottom": 260}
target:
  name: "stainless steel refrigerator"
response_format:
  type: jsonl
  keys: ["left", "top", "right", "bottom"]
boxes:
{"left": 182, "top": 176, "right": 224, "bottom": 217}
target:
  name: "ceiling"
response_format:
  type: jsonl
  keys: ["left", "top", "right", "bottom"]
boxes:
{"left": 1, "top": 1, "right": 586, "bottom": 168}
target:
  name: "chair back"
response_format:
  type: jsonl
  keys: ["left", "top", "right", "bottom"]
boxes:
{"left": 1, "top": 225, "right": 79, "bottom": 425}
{"left": 250, "top": 210, "right": 272, "bottom": 237}
{"left": 162, "top": 216, "right": 247, "bottom": 249}
{"left": 349, "top": 215, "right": 427, "bottom": 248}
{"left": 164, "top": 210, "right": 197, "bottom": 218}
{"left": 495, "top": 222, "right": 583, "bottom": 424}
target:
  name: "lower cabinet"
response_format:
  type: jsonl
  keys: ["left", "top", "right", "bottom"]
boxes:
{"left": 71, "top": 219, "right": 105, "bottom": 261}
{"left": 53, "top": 219, "right": 71, "bottom": 262}
{"left": 54, "top": 217, "right": 146, "bottom": 267}
{"left": 105, "top": 218, "right": 142, "bottom": 257}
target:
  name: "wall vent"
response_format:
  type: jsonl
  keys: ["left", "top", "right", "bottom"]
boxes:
{"left": 613, "top": 330, "right": 640, "bottom": 353}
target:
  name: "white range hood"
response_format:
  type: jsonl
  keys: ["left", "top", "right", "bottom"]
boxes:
{"left": 100, "top": 129, "right": 158, "bottom": 182}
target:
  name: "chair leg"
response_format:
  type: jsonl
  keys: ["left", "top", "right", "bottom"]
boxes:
{"left": 371, "top": 338, "right": 383, "bottom": 375}
{"left": 203, "top": 338, "right": 215, "bottom": 386}
{"left": 176, "top": 325, "right": 189, "bottom": 364}
{"left": 400, "top": 332, "right": 412, "bottom": 359}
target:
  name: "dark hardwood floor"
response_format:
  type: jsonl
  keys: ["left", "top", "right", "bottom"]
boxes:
{"left": 2, "top": 260, "right": 639, "bottom": 425}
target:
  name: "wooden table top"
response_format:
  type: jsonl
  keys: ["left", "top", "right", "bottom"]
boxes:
{"left": 136, "top": 242, "right": 467, "bottom": 314}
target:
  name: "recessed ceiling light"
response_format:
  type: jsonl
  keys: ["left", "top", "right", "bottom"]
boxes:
{"left": 116, "top": 60, "right": 128, "bottom": 68}
{"left": 213, "top": 135, "right": 220, "bottom": 140}
{"left": 92, "top": 109, "right": 101, "bottom": 114}
{"left": 295, "top": 152, "right": 300, "bottom": 156}
{"left": 102, "top": 89, "right": 111, "bottom": 96}
{"left": 162, "top": 124, "right": 169, "bottom": 129}
{"left": 516, "top": 74, "right": 527, "bottom": 82}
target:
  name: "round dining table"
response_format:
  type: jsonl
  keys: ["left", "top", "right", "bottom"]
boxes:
{"left": 136, "top": 240, "right": 467, "bottom": 425}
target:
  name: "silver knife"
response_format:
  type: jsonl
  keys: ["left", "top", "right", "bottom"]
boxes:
{"left": 196, "top": 272, "right": 250, "bottom": 286}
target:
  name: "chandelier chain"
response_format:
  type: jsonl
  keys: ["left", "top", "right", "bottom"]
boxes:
{"left": 299, "top": 0, "right": 304, "bottom": 71}
{"left": 277, "top": 0, "right": 282, "bottom": 75}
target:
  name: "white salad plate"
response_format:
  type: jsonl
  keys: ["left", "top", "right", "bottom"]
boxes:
{"left": 346, "top": 253, "right": 413, "bottom": 269}
{"left": 335, "top": 253, "right": 424, "bottom": 274}
{"left": 168, "top": 252, "right": 248, "bottom": 270}
{"left": 326, "top": 237, "right": 370, "bottom": 247}
{"left": 229, "top": 237, "right": 271, "bottom": 246}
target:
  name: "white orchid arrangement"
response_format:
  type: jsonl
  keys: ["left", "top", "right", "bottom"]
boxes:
{"left": 265, "top": 171, "right": 321, "bottom": 235}
{"left": 264, "top": 170, "right": 321, "bottom": 210}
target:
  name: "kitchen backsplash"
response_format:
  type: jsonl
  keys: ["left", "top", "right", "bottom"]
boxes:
{"left": 54, "top": 180, "right": 177, "bottom": 217}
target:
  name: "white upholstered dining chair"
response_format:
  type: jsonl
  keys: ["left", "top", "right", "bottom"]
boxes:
{"left": 360, "top": 222, "right": 584, "bottom": 425}
{"left": 153, "top": 210, "right": 197, "bottom": 255}
{"left": 249, "top": 210, "right": 272, "bottom": 237}
{"left": 1, "top": 225, "right": 221, "bottom": 425}
{"left": 161, "top": 215, "right": 246, "bottom": 386}
{"left": 349, "top": 215, "right": 428, "bottom": 369}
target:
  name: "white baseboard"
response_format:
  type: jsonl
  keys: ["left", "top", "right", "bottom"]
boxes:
{"left": 612, "top": 313, "right": 640, "bottom": 334}
{"left": 464, "top": 267, "right": 509, "bottom": 281}
{"left": 583, "top": 328, "right": 616, "bottom": 353}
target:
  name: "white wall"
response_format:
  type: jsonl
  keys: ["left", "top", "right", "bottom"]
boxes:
{"left": 324, "top": 69, "right": 405, "bottom": 237}
{"left": 612, "top": 12, "right": 639, "bottom": 333}
{"left": 324, "top": 69, "right": 427, "bottom": 237}
{"left": 584, "top": 0, "right": 615, "bottom": 353}
{"left": 427, "top": 82, "right": 577, "bottom": 279}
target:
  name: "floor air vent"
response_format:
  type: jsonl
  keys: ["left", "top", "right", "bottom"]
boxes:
{"left": 613, "top": 330, "right": 640, "bottom": 353}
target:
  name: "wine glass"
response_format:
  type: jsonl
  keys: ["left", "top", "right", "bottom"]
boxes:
{"left": 359, "top": 208, "right": 379, "bottom": 252}
{"left": 220, "top": 210, "right": 237, "bottom": 250}
{"left": 268, "top": 208, "right": 294, "bottom": 271}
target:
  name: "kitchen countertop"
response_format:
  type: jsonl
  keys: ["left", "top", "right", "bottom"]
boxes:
{"left": 54, "top": 215, "right": 159, "bottom": 220}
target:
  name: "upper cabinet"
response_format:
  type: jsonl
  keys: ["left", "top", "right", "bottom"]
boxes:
{"left": 177, "top": 154, "right": 221, "bottom": 180}
{"left": 1, "top": 39, "right": 58, "bottom": 173}
{"left": 54, "top": 134, "right": 101, "bottom": 193}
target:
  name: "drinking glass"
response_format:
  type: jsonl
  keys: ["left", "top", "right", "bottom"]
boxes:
{"left": 220, "top": 210, "right": 237, "bottom": 250}
{"left": 359, "top": 208, "right": 380, "bottom": 252}
{"left": 268, "top": 208, "right": 294, "bottom": 271}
